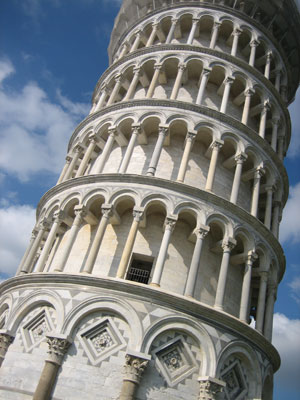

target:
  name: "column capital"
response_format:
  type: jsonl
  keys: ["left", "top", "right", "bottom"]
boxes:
{"left": 74, "top": 205, "right": 88, "bottom": 224}
{"left": 178, "top": 62, "right": 187, "bottom": 71}
{"left": 100, "top": 82, "right": 107, "bottom": 92}
{"left": 211, "top": 139, "right": 224, "bottom": 150}
{"left": 73, "top": 144, "right": 84, "bottom": 154}
{"left": 273, "top": 199, "right": 281, "bottom": 208}
{"left": 158, "top": 125, "right": 169, "bottom": 137}
{"left": 246, "top": 250, "right": 258, "bottom": 264}
{"left": 186, "top": 131, "right": 197, "bottom": 142}
{"left": 266, "top": 50, "right": 273, "bottom": 61}
{"left": 65, "top": 155, "right": 72, "bottom": 163}
{"left": 255, "top": 167, "right": 265, "bottom": 179}
{"left": 0, "top": 333, "right": 14, "bottom": 351}
{"left": 265, "top": 184, "right": 275, "bottom": 193}
{"left": 38, "top": 218, "right": 51, "bottom": 231}
{"left": 244, "top": 88, "right": 255, "bottom": 97}
{"left": 53, "top": 210, "right": 68, "bottom": 224}
{"left": 260, "top": 270, "right": 269, "bottom": 281}
{"left": 46, "top": 335, "right": 72, "bottom": 366}
{"left": 224, "top": 76, "right": 235, "bottom": 85}
{"left": 192, "top": 17, "right": 200, "bottom": 24}
{"left": 151, "top": 21, "right": 159, "bottom": 29}
{"left": 235, "top": 152, "right": 247, "bottom": 164}
{"left": 114, "top": 73, "right": 123, "bottom": 83}
{"left": 108, "top": 126, "right": 119, "bottom": 137}
{"left": 132, "top": 207, "right": 144, "bottom": 222}
{"left": 195, "top": 225, "right": 210, "bottom": 239}
{"left": 213, "top": 21, "right": 221, "bottom": 29}
{"left": 250, "top": 39, "right": 260, "bottom": 47}
{"left": 101, "top": 204, "right": 114, "bottom": 218}
{"left": 164, "top": 217, "right": 177, "bottom": 232}
{"left": 271, "top": 116, "right": 281, "bottom": 126}
{"left": 131, "top": 124, "right": 142, "bottom": 135}
{"left": 268, "top": 283, "right": 277, "bottom": 299}
{"left": 232, "top": 27, "right": 242, "bottom": 36}
{"left": 154, "top": 62, "right": 163, "bottom": 71}
{"left": 262, "top": 99, "right": 271, "bottom": 111}
{"left": 198, "top": 376, "right": 226, "bottom": 400}
{"left": 171, "top": 17, "right": 178, "bottom": 24}
{"left": 88, "top": 133, "right": 99, "bottom": 143}
{"left": 123, "top": 354, "right": 149, "bottom": 384}
{"left": 133, "top": 66, "right": 141, "bottom": 75}
{"left": 202, "top": 67, "right": 212, "bottom": 76}
{"left": 222, "top": 237, "right": 236, "bottom": 252}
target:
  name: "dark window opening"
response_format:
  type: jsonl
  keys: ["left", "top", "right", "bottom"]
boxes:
{"left": 126, "top": 257, "right": 153, "bottom": 284}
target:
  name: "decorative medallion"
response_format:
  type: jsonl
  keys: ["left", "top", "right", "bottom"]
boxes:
{"left": 21, "top": 308, "right": 54, "bottom": 352}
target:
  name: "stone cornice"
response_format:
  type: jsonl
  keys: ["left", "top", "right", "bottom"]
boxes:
{"left": 0, "top": 273, "right": 281, "bottom": 372}
{"left": 92, "top": 44, "right": 291, "bottom": 140}
{"left": 67, "top": 99, "right": 289, "bottom": 206}
{"left": 36, "top": 173, "right": 285, "bottom": 281}
{"left": 108, "top": 2, "right": 299, "bottom": 99}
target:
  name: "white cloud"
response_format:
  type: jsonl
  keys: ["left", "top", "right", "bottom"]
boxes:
{"left": 0, "top": 204, "right": 36, "bottom": 277}
{"left": 288, "top": 276, "right": 300, "bottom": 305}
{"left": 280, "top": 182, "right": 300, "bottom": 243}
{"left": 0, "top": 58, "right": 89, "bottom": 182}
{"left": 0, "top": 59, "right": 14, "bottom": 86}
{"left": 288, "top": 88, "right": 300, "bottom": 158}
{"left": 273, "top": 313, "right": 300, "bottom": 391}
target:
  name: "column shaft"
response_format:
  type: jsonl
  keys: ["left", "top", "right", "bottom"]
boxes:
{"left": 146, "top": 24, "right": 158, "bottom": 47}
{"left": 94, "top": 86, "right": 108, "bottom": 111}
{"left": 94, "top": 129, "right": 117, "bottom": 174}
{"left": 187, "top": 19, "right": 199, "bottom": 45}
{"left": 196, "top": 69, "right": 210, "bottom": 105}
{"left": 264, "top": 285, "right": 277, "bottom": 340}
{"left": 231, "top": 28, "right": 242, "bottom": 56}
{"left": 166, "top": 19, "right": 177, "bottom": 43}
{"left": 271, "top": 201, "right": 280, "bottom": 238}
{"left": 214, "top": 239, "right": 236, "bottom": 311}
{"left": 146, "top": 64, "right": 161, "bottom": 98}
{"left": 220, "top": 77, "right": 234, "bottom": 113}
{"left": 239, "top": 253, "right": 257, "bottom": 322}
{"left": 271, "top": 118, "right": 280, "bottom": 151}
{"left": 184, "top": 227, "right": 209, "bottom": 297}
{"left": 251, "top": 169, "right": 263, "bottom": 217}
{"left": 107, "top": 75, "right": 122, "bottom": 106}
{"left": 83, "top": 206, "right": 112, "bottom": 274}
{"left": 21, "top": 224, "right": 48, "bottom": 274}
{"left": 57, "top": 157, "right": 71, "bottom": 184}
{"left": 151, "top": 218, "right": 176, "bottom": 287}
{"left": 241, "top": 89, "right": 254, "bottom": 125}
{"left": 264, "top": 52, "right": 272, "bottom": 79}
{"left": 210, "top": 22, "right": 221, "bottom": 49}
{"left": 205, "top": 141, "right": 223, "bottom": 192}
{"left": 230, "top": 154, "right": 247, "bottom": 204}
{"left": 249, "top": 40, "right": 259, "bottom": 67}
{"left": 146, "top": 126, "right": 168, "bottom": 176}
{"left": 264, "top": 187, "right": 273, "bottom": 229}
{"left": 75, "top": 137, "right": 97, "bottom": 177}
{"left": 116, "top": 210, "right": 143, "bottom": 278}
{"left": 256, "top": 272, "right": 268, "bottom": 333}
{"left": 259, "top": 102, "right": 270, "bottom": 138}
{"left": 119, "top": 126, "right": 140, "bottom": 173}
{"left": 176, "top": 133, "right": 196, "bottom": 182}
{"left": 124, "top": 68, "right": 140, "bottom": 101}
{"left": 170, "top": 63, "right": 186, "bottom": 100}
{"left": 130, "top": 32, "right": 141, "bottom": 52}
{"left": 63, "top": 146, "right": 82, "bottom": 180}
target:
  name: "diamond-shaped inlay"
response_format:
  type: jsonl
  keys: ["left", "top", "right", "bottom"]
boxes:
{"left": 21, "top": 308, "right": 54, "bottom": 352}
{"left": 77, "top": 317, "right": 126, "bottom": 365}
{"left": 152, "top": 335, "right": 198, "bottom": 387}
{"left": 221, "top": 359, "right": 248, "bottom": 400}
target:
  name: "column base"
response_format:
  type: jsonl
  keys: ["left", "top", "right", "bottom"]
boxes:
{"left": 213, "top": 304, "right": 224, "bottom": 312}
{"left": 150, "top": 282, "right": 160, "bottom": 288}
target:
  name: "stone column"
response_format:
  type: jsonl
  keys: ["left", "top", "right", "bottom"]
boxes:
{"left": 275, "top": 70, "right": 281, "bottom": 91}
{"left": 35, "top": 211, "right": 68, "bottom": 273}
{"left": 124, "top": 67, "right": 141, "bottom": 101}
{"left": 214, "top": 238, "right": 236, "bottom": 311}
{"left": 220, "top": 76, "right": 234, "bottom": 113}
{"left": 184, "top": 226, "right": 210, "bottom": 297}
{"left": 75, "top": 134, "right": 98, "bottom": 177}
{"left": 210, "top": 22, "right": 221, "bottom": 49}
{"left": 119, "top": 354, "right": 150, "bottom": 400}
{"left": 16, "top": 228, "right": 38, "bottom": 275}
{"left": 119, "top": 125, "right": 141, "bottom": 174}
{"left": 231, "top": 27, "right": 242, "bottom": 56}
{"left": 198, "top": 377, "right": 226, "bottom": 400}
{"left": 146, "top": 125, "right": 169, "bottom": 176}
{"left": 94, "top": 127, "right": 118, "bottom": 174}
{"left": 241, "top": 88, "right": 254, "bottom": 125}
{"left": 271, "top": 200, "right": 281, "bottom": 238}
{"left": 177, "top": 132, "right": 197, "bottom": 182}
{"left": 256, "top": 271, "right": 269, "bottom": 333}
{"left": 264, "top": 185, "right": 274, "bottom": 229}
{"left": 94, "top": 84, "right": 108, "bottom": 112}
{"left": 83, "top": 204, "right": 113, "bottom": 274}
{"left": 264, "top": 284, "right": 277, "bottom": 341}
{"left": 271, "top": 117, "right": 280, "bottom": 151}
{"left": 20, "top": 220, "right": 50, "bottom": 274}
{"left": 264, "top": 51, "right": 273, "bottom": 79}
{"left": 151, "top": 217, "right": 177, "bottom": 287}
{"left": 230, "top": 153, "right": 247, "bottom": 204}
{"left": 33, "top": 335, "right": 71, "bottom": 400}
{"left": 196, "top": 68, "right": 211, "bottom": 105}
{"left": 239, "top": 252, "right": 257, "bottom": 322}
{"left": 146, "top": 63, "right": 162, "bottom": 98}
{"left": 205, "top": 140, "right": 224, "bottom": 192}
{"left": 54, "top": 206, "right": 86, "bottom": 273}
{"left": 146, "top": 23, "right": 158, "bottom": 47}
{"left": 277, "top": 135, "right": 284, "bottom": 160}
{"left": 116, "top": 209, "right": 144, "bottom": 279}
{"left": 119, "top": 42, "right": 129, "bottom": 59}
{"left": 249, "top": 39, "right": 260, "bottom": 67}
{"left": 259, "top": 100, "right": 270, "bottom": 138}
{"left": 251, "top": 168, "right": 264, "bottom": 217}
{"left": 107, "top": 74, "right": 123, "bottom": 106}
{"left": 63, "top": 145, "right": 83, "bottom": 181}
{"left": 57, "top": 156, "right": 71, "bottom": 184}
{"left": 0, "top": 333, "right": 14, "bottom": 367}
{"left": 170, "top": 63, "right": 186, "bottom": 100}
{"left": 166, "top": 18, "right": 178, "bottom": 44}
{"left": 130, "top": 31, "right": 142, "bottom": 52}
{"left": 187, "top": 18, "right": 199, "bottom": 45}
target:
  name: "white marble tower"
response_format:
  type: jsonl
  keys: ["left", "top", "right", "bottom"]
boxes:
{"left": 0, "top": 1, "right": 299, "bottom": 399}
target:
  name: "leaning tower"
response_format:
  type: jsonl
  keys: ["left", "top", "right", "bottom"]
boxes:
{"left": 0, "top": 0, "right": 299, "bottom": 399}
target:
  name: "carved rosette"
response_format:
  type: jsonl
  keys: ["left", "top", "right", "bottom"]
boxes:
{"left": 123, "top": 355, "right": 149, "bottom": 384}
{"left": 46, "top": 336, "right": 71, "bottom": 365}
{"left": 0, "top": 333, "right": 14, "bottom": 358}
{"left": 199, "top": 379, "right": 225, "bottom": 400}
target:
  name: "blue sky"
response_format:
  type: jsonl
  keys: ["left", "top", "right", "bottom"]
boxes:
{"left": 0, "top": 1, "right": 299, "bottom": 398}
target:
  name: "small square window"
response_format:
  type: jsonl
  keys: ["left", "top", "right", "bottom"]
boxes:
{"left": 126, "top": 254, "right": 154, "bottom": 284}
